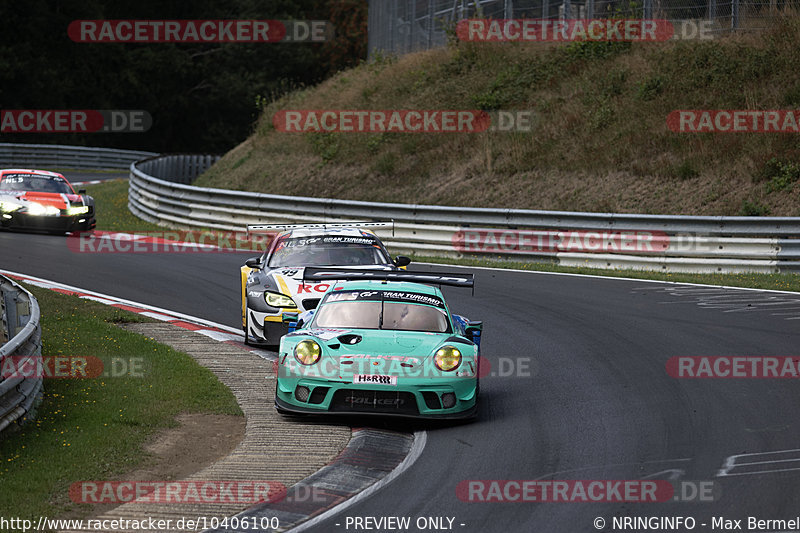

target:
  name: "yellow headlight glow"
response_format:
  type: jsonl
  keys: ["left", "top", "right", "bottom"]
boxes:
{"left": 0, "top": 201, "right": 23, "bottom": 213}
{"left": 434, "top": 346, "right": 462, "bottom": 371}
{"left": 27, "top": 202, "right": 60, "bottom": 216}
{"left": 294, "top": 340, "right": 321, "bottom": 365}
{"left": 67, "top": 205, "right": 89, "bottom": 216}
{"left": 265, "top": 291, "right": 295, "bottom": 308}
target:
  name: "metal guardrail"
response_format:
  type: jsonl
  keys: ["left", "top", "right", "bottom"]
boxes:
{"left": 0, "top": 143, "right": 157, "bottom": 170}
{"left": 0, "top": 276, "right": 43, "bottom": 434}
{"left": 129, "top": 154, "right": 800, "bottom": 274}
{"left": 0, "top": 288, "right": 7, "bottom": 344}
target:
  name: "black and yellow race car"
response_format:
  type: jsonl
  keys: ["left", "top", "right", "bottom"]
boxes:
{"left": 240, "top": 223, "right": 410, "bottom": 347}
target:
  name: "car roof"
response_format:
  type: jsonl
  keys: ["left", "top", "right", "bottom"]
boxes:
{"left": 277, "top": 227, "right": 378, "bottom": 239}
{"left": 0, "top": 169, "right": 65, "bottom": 178}
{"left": 329, "top": 280, "right": 443, "bottom": 297}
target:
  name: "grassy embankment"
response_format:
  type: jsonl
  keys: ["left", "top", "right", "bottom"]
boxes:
{"left": 195, "top": 18, "right": 800, "bottom": 217}
{"left": 0, "top": 286, "right": 242, "bottom": 519}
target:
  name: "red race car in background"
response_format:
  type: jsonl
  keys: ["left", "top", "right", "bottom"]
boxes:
{"left": 0, "top": 169, "right": 96, "bottom": 234}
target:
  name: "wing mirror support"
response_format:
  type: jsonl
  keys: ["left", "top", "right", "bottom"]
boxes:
{"left": 465, "top": 321, "right": 483, "bottom": 347}
{"left": 283, "top": 312, "right": 300, "bottom": 332}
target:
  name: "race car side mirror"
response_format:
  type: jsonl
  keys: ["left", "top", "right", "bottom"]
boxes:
{"left": 245, "top": 257, "right": 261, "bottom": 269}
{"left": 465, "top": 321, "right": 483, "bottom": 346}
{"left": 394, "top": 255, "right": 411, "bottom": 267}
{"left": 78, "top": 189, "right": 87, "bottom": 194}
{"left": 283, "top": 312, "right": 301, "bottom": 332}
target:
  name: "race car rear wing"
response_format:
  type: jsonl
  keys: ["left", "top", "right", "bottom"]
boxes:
{"left": 247, "top": 221, "right": 394, "bottom": 236}
{"left": 303, "top": 267, "right": 474, "bottom": 289}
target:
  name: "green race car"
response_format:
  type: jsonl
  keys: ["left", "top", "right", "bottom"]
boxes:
{"left": 274, "top": 268, "right": 482, "bottom": 419}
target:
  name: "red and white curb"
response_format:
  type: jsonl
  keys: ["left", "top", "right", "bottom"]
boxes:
{"left": 0, "top": 269, "right": 274, "bottom": 360}
{"left": 70, "top": 178, "right": 126, "bottom": 186}
{"left": 71, "top": 180, "right": 107, "bottom": 186}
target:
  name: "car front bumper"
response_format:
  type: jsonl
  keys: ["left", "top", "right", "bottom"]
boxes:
{"left": 275, "top": 376, "right": 478, "bottom": 419}
{"left": 245, "top": 309, "right": 293, "bottom": 345}
{"left": 0, "top": 212, "right": 95, "bottom": 233}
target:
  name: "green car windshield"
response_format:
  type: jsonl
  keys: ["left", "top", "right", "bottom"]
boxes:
{"left": 313, "top": 300, "right": 450, "bottom": 333}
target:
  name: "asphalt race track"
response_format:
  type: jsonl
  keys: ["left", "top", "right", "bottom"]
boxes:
{"left": 3, "top": 230, "right": 800, "bottom": 532}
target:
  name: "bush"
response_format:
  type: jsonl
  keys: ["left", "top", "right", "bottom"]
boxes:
{"left": 757, "top": 158, "right": 800, "bottom": 192}
{"left": 373, "top": 153, "right": 397, "bottom": 175}
{"left": 674, "top": 160, "right": 699, "bottom": 180}
{"left": 739, "top": 199, "right": 771, "bottom": 216}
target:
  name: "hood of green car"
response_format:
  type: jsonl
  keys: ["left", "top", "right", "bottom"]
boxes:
{"left": 285, "top": 328, "right": 464, "bottom": 359}
{"left": 337, "top": 330, "right": 449, "bottom": 355}
{"left": 281, "top": 328, "right": 476, "bottom": 379}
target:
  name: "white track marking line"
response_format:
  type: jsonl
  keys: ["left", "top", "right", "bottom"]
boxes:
{"left": 533, "top": 458, "right": 691, "bottom": 480}
{"left": 287, "top": 430, "right": 428, "bottom": 533}
{"left": 718, "top": 449, "right": 800, "bottom": 477}
{"left": 138, "top": 311, "right": 179, "bottom": 321}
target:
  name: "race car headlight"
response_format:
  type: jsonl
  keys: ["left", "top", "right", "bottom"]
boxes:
{"left": 26, "top": 202, "right": 60, "bottom": 216}
{"left": 0, "top": 201, "right": 22, "bottom": 213}
{"left": 294, "top": 340, "right": 321, "bottom": 365}
{"left": 265, "top": 291, "right": 295, "bottom": 308}
{"left": 434, "top": 346, "right": 462, "bottom": 371}
{"left": 66, "top": 205, "right": 89, "bottom": 216}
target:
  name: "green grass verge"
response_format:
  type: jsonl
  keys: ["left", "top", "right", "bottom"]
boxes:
{"left": 0, "top": 285, "right": 242, "bottom": 520}
{"left": 87, "top": 179, "right": 800, "bottom": 293}
{"left": 83, "top": 179, "right": 164, "bottom": 233}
